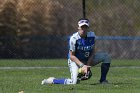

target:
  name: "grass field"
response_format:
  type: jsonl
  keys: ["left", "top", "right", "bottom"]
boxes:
{"left": 0, "top": 59, "right": 140, "bottom": 93}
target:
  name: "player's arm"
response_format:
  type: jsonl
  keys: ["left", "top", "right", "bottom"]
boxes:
{"left": 69, "top": 50, "right": 84, "bottom": 67}
{"left": 69, "top": 50, "right": 90, "bottom": 73}
{"left": 69, "top": 37, "right": 84, "bottom": 67}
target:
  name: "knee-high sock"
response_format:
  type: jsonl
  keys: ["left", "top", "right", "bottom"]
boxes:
{"left": 53, "top": 79, "right": 66, "bottom": 84}
{"left": 100, "top": 63, "right": 110, "bottom": 82}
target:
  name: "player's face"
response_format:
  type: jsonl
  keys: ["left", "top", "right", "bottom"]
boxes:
{"left": 78, "top": 25, "right": 89, "bottom": 38}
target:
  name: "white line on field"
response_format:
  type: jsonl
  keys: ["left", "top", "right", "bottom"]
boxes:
{"left": 0, "top": 67, "right": 67, "bottom": 70}
{"left": 0, "top": 66, "right": 140, "bottom": 70}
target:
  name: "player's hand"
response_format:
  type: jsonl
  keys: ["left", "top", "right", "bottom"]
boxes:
{"left": 82, "top": 65, "right": 91, "bottom": 74}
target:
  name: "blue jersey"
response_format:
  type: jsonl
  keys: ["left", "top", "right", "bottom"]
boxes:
{"left": 68, "top": 31, "right": 96, "bottom": 62}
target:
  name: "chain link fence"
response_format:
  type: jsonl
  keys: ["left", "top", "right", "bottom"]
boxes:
{"left": 0, "top": 0, "right": 140, "bottom": 59}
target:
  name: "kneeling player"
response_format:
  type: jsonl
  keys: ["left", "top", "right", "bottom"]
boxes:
{"left": 41, "top": 18, "right": 111, "bottom": 85}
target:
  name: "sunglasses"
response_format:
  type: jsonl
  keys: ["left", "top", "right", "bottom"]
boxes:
{"left": 78, "top": 20, "right": 89, "bottom": 24}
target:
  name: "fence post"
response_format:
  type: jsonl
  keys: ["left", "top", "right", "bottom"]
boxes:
{"left": 82, "top": 0, "right": 86, "bottom": 18}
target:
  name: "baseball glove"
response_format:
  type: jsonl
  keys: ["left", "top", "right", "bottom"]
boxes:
{"left": 77, "top": 69, "right": 92, "bottom": 80}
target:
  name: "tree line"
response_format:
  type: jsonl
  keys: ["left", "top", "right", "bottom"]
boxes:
{"left": 0, "top": 0, "right": 139, "bottom": 58}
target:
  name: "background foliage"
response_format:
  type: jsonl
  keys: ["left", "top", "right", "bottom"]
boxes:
{"left": 0, "top": 0, "right": 140, "bottom": 58}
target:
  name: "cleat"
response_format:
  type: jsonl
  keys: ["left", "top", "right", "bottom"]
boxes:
{"left": 100, "top": 80, "right": 109, "bottom": 84}
{"left": 41, "top": 77, "right": 55, "bottom": 85}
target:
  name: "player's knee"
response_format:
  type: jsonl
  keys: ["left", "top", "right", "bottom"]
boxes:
{"left": 73, "top": 79, "right": 79, "bottom": 84}
{"left": 102, "top": 53, "right": 111, "bottom": 63}
{"left": 65, "top": 79, "right": 77, "bottom": 84}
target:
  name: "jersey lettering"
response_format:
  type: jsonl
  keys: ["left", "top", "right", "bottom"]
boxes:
{"left": 85, "top": 52, "right": 90, "bottom": 57}
{"left": 68, "top": 32, "right": 96, "bottom": 62}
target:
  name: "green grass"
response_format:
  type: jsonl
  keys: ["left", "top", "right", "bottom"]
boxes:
{"left": 0, "top": 59, "right": 140, "bottom": 67}
{"left": 0, "top": 59, "right": 140, "bottom": 93}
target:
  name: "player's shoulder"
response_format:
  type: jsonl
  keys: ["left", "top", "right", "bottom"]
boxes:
{"left": 70, "top": 32, "right": 80, "bottom": 40}
{"left": 87, "top": 31, "right": 96, "bottom": 37}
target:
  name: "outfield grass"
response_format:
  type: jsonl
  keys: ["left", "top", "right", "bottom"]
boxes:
{"left": 0, "top": 59, "right": 140, "bottom": 93}
{"left": 0, "top": 59, "right": 140, "bottom": 67}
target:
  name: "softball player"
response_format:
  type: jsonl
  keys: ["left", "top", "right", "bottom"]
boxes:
{"left": 41, "top": 18, "right": 111, "bottom": 85}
